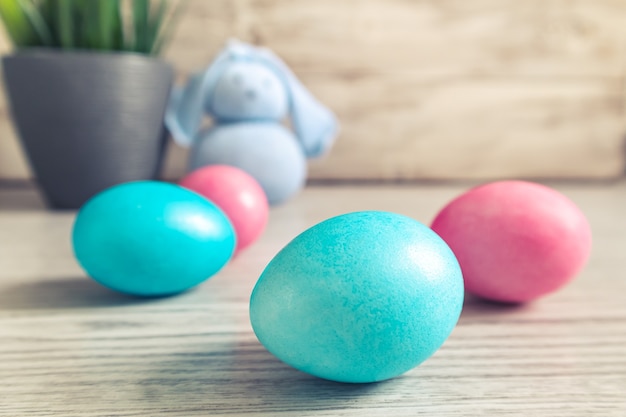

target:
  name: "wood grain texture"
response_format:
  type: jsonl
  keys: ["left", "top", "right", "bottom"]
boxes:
{"left": 1, "top": 0, "right": 626, "bottom": 181}
{"left": 1, "top": 183, "right": 625, "bottom": 416}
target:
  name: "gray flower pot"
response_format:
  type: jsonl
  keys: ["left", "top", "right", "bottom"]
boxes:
{"left": 2, "top": 50, "right": 174, "bottom": 209}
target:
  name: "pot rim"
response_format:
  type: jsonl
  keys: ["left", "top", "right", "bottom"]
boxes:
{"left": 2, "top": 47, "right": 170, "bottom": 66}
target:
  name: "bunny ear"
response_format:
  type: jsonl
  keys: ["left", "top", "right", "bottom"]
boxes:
{"left": 165, "top": 73, "right": 205, "bottom": 147}
{"left": 258, "top": 47, "right": 338, "bottom": 158}
{"left": 165, "top": 45, "right": 236, "bottom": 148}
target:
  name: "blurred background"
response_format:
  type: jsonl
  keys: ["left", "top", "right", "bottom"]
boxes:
{"left": 1, "top": 0, "right": 625, "bottom": 183}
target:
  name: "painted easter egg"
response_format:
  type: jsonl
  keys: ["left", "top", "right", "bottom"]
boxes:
{"left": 431, "top": 181, "right": 592, "bottom": 303}
{"left": 72, "top": 181, "right": 235, "bottom": 296}
{"left": 179, "top": 165, "right": 268, "bottom": 254}
{"left": 250, "top": 211, "right": 464, "bottom": 383}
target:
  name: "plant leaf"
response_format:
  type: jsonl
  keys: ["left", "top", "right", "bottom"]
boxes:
{"left": 56, "top": 0, "right": 74, "bottom": 48}
{"left": 147, "top": 0, "right": 165, "bottom": 50}
{"left": 151, "top": 0, "right": 187, "bottom": 55}
{"left": 0, "top": 0, "right": 38, "bottom": 47}
{"left": 132, "top": 0, "right": 149, "bottom": 53}
{"left": 80, "top": 1, "right": 98, "bottom": 49}
{"left": 36, "top": 0, "right": 58, "bottom": 45}
{"left": 16, "top": 0, "right": 52, "bottom": 46}
{"left": 96, "top": 0, "right": 119, "bottom": 50}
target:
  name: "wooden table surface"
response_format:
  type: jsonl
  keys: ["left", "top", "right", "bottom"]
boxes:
{"left": 1, "top": 183, "right": 625, "bottom": 416}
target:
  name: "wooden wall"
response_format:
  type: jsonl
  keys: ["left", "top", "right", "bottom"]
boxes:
{"left": 1, "top": 0, "right": 625, "bottom": 181}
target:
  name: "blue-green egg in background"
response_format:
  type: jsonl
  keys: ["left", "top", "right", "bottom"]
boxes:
{"left": 72, "top": 181, "right": 235, "bottom": 296}
{"left": 249, "top": 211, "right": 464, "bottom": 383}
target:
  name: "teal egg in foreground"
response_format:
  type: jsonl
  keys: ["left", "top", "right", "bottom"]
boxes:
{"left": 73, "top": 181, "right": 235, "bottom": 296}
{"left": 250, "top": 211, "right": 464, "bottom": 383}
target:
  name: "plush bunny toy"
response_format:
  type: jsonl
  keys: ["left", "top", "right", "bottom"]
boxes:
{"left": 165, "top": 40, "right": 338, "bottom": 205}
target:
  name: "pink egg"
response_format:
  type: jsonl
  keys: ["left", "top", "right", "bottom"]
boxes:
{"left": 431, "top": 181, "right": 591, "bottom": 303}
{"left": 179, "top": 165, "right": 269, "bottom": 254}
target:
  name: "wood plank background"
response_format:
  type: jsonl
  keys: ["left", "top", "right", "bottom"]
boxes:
{"left": 1, "top": 0, "right": 626, "bottom": 181}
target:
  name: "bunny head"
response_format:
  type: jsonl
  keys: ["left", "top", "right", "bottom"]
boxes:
{"left": 165, "top": 40, "right": 338, "bottom": 158}
{"left": 211, "top": 61, "right": 288, "bottom": 122}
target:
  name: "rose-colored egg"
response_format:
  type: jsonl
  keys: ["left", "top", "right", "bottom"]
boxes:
{"left": 431, "top": 181, "right": 591, "bottom": 303}
{"left": 180, "top": 165, "right": 269, "bottom": 253}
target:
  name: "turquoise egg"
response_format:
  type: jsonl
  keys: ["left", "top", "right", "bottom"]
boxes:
{"left": 72, "top": 181, "right": 235, "bottom": 296}
{"left": 250, "top": 211, "right": 464, "bottom": 383}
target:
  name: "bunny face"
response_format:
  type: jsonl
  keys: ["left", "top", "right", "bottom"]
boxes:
{"left": 209, "top": 62, "right": 288, "bottom": 122}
